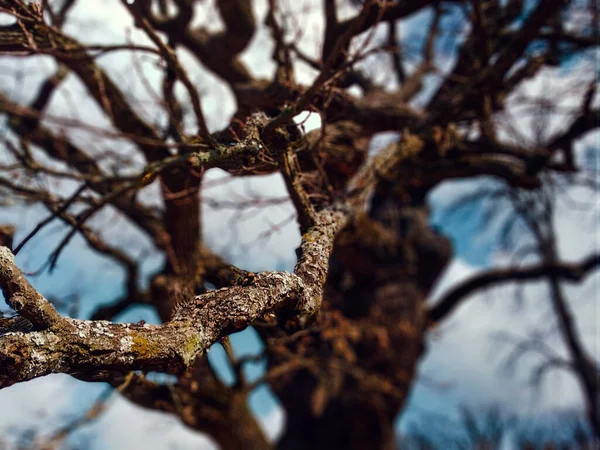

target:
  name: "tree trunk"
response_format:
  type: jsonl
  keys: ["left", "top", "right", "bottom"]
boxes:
{"left": 268, "top": 203, "right": 452, "bottom": 449}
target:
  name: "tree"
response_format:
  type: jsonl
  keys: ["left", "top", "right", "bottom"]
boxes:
{"left": 0, "top": 0, "right": 597, "bottom": 449}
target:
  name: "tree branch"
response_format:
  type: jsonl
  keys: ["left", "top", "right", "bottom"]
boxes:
{"left": 0, "top": 246, "right": 62, "bottom": 329}
{"left": 0, "top": 204, "right": 348, "bottom": 388}
{"left": 427, "top": 253, "right": 600, "bottom": 326}
{"left": 0, "top": 6, "right": 168, "bottom": 162}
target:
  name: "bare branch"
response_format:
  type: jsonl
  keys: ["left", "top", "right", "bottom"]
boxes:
{"left": 0, "top": 6, "right": 169, "bottom": 162}
{"left": 428, "top": 253, "right": 600, "bottom": 326}
{"left": 0, "top": 247, "right": 62, "bottom": 329}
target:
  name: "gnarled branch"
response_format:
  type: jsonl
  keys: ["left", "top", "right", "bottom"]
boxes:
{"left": 427, "top": 253, "right": 600, "bottom": 326}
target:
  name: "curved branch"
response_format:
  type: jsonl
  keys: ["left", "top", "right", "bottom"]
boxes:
{"left": 427, "top": 253, "right": 600, "bottom": 326}
{"left": 0, "top": 205, "right": 348, "bottom": 388}
{"left": 129, "top": 0, "right": 255, "bottom": 85}
{"left": 0, "top": 247, "right": 62, "bottom": 329}
{"left": 0, "top": 7, "right": 168, "bottom": 162}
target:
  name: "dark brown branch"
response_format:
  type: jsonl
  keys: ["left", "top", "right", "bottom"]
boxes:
{"left": 130, "top": 0, "right": 255, "bottom": 86}
{"left": 0, "top": 7, "right": 169, "bottom": 162}
{"left": 547, "top": 271, "right": 600, "bottom": 437}
{"left": 46, "top": 0, "right": 77, "bottom": 28}
{"left": 548, "top": 105, "right": 598, "bottom": 164}
{"left": 30, "top": 65, "right": 68, "bottom": 114}
{"left": 197, "top": 243, "right": 251, "bottom": 289}
{"left": 126, "top": 8, "right": 214, "bottom": 145}
{"left": 90, "top": 290, "right": 150, "bottom": 322}
{"left": 0, "top": 92, "right": 104, "bottom": 177}
{"left": 0, "top": 178, "right": 140, "bottom": 274}
{"left": 12, "top": 182, "right": 89, "bottom": 255}
{"left": 427, "top": 253, "right": 600, "bottom": 326}
{"left": 279, "top": 149, "right": 319, "bottom": 231}
{"left": 428, "top": 0, "right": 569, "bottom": 121}
{"left": 265, "top": 0, "right": 376, "bottom": 135}
{"left": 336, "top": 0, "right": 436, "bottom": 44}
{"left": 0, "top": 225, "right": 15, "bottom": 251}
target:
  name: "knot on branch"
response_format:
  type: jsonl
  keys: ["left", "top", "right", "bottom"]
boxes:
{"left": 0, "top": 246, "right": 62, "bottom": 329}
{"left": 0, "top": 313, "right": 33, "bottom": 335}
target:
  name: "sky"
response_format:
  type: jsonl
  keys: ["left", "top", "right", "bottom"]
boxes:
{"left": 0, "top": 1, "right": 598, "bottom": 448}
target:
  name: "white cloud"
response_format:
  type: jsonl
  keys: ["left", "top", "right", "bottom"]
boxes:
{"left": 0, "top": 375, "right": 74, "bottom": 426}
{"left": 201, "top": 169, "right": 299, "bottom": 271}
{"left": 258, "top": 407, "right": 285, "bottom": 441}
{"left": 427, "top": 257, "right": 480, "bottom": 304}
{"left": 498, "top": 59, "right": 597, "bottom": 147}
{"left": 92, "top": 396, "right": 217, "bottom": 450}
{"left": 420, "top": 176, "right": 599, "bottom": 417}
{"left": 293, "top": 111, "right": 322, "bottom": 133}
{"left": 422, "top": 278, "right": 586, "bottom": 413}
{"left": 0, "top": 375, "right": 86, "bottom": 447}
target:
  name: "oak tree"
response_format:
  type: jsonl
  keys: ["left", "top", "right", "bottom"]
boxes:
{"left": 0, "top": 0, "right": 597, "bottom": 448}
